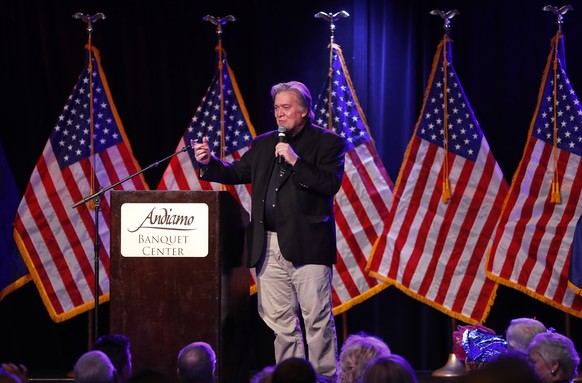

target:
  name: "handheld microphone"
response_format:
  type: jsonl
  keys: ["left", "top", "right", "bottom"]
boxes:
{"left": 277, "top": 126, "right": 287, "bottom": 164}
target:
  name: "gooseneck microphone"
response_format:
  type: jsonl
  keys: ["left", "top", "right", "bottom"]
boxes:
{"left": 277, "top": 126, "right": 287, "bottom": 164}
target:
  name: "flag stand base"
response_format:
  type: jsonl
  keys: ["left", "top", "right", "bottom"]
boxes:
{"left": 431, "top": 353, "right": 466, "bottom": 377}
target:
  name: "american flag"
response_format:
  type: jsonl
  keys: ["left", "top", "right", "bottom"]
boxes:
{"left": 158, "top": 57, "right": 255, "bottom": 210}
{"left": 13, "top": 47, "right": 148, "bottom": 322}
{"left": 367, "top": 37, "right": 508, "bottom": 324}
{"left": 486, "top": 34, "right": 582, "bottom": 314}
{"left": 1, "top": 140, "right": 30, "bottom": 300}
{"left": 314, "top": 44, "right": 393, "bottom": 314}
{"left": 157, "top": 54, "right": 257, "bottom": 289}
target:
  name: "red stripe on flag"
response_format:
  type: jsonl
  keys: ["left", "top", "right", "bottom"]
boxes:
{"left": 538, "top": 151, "right": 581, "bottom": 301}
{"left": 333, "top": 249, "right": 360, "bottom": 300}
{"left": 503, "top": 141, "right": 552, "bottom": 278}
{"left": 348, "top": 149, "right": 390, "bottom": 231}
{"left": 366, "top": 141, "right": 394, "bottom": 189}
{"left": 423, "top": 156, "right": 475, "bottom": 302}
{"left": 448, "top": 154, "right": 503, "bottom": 312}
{"left": 13, "top": 204, "right": 65, "bottom": 314}
{"left": 516, "top": 183, "right": 555, "bottom": 288}
{"left": 367, "top": 137, "right": 421, "bottom": 275}
{"left": 100, "top": 147, "right": 124, "bottom": 189}
{"left": 38, "top": 158, "right": 88, "bottom": 306}
{"left": 334, "top": 204, "right": 369, "bottom": 297}
{"left": 340, "top": 166, "right": 375, "bottom": 244}
{"left": 398, "top": 141, "right": 439, "bottom": 284}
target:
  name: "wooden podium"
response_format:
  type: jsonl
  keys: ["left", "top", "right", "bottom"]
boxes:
{"left": 109, "top": 190, "right": 249, "bottom": 383}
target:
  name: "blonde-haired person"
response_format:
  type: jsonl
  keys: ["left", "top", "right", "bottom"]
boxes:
{"left": 337, "top": 333, "right": 391, "bottom": 383}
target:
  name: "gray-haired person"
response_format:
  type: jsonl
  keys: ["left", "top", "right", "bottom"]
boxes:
{"left": 193, "top": 81, "right": 346, "bottom": 378}
{"left": 505, "top": 317, "right": 547, "bottom": 355}
{"left": 528, "top": 331, "right": 580, "bottom": 382}
{"left": 74, "top": 351, "right": 116, "bottom": 383}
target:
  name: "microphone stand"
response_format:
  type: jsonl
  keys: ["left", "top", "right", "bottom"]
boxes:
{"left": 72, "top": 145, "right": 191, "bottom": 343}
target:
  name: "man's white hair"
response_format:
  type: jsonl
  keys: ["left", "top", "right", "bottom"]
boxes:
{"left": 74, "top": 350, "right": 116, "bottom": 383}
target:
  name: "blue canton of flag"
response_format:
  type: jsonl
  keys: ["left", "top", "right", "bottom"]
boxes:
{"left": 416, "top": 44, "right": 482, "bottom": 162}
{"left": 315, "top": 54, "right": 369, "bottom": 151}
{"left": 531, "top": 62, "right": 582, "bottom": 156}
{"left": 185, "top": 61, "right": 252, "bottom": 165}
{"left": 50, "top": 56, "right": 123, "bottom": 169}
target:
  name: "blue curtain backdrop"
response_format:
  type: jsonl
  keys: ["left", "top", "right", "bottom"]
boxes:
{"left": 1, "top": 0, "right": 581, "bottom": 374}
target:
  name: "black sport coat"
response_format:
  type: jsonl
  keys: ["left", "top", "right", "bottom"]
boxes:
{"left": 199, "top": 122, "right": 346, "bottom": 267}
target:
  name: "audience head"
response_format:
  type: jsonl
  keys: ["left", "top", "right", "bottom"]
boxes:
{"left": 250, "top": 365, "right": 275, "bottom": 383}
{"left": 361, "top": 355, "right": 416, "bottom": 383}
{"left": 272, "top": 358, "right": 317, "bottom": 383}
{"left": 74, "top": 350, "right": 117, "bottom": 383}
{"left": 463, "top": 352, "right": 541, "bottom": 383}
{"left": 0, "top": 364, "right": 27, "bottom": 383}
{"left": 505, "top": 318, "right": 547, "bottom": 356}
{"left": 177, "top": 342, "right": 216, "bottom": 383}
{"left": 338, "top": 332, "right": 391, "bottom": 383}
{"left": 92, "top": 334, "right": 132, "bottom": 383}
{"left": 0, "top": 369, "right": 21, "bottom": 383}
{"left": 127, "top": 369, "right": 174, "bottom": 383}
{"left": 528, "top": 331, "right": 580, "bottom": 382}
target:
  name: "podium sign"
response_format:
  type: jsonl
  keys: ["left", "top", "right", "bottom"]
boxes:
{"left": 110, "top": 190, "right": 249, "bottom": 383}
{"left": 120, "top": 203, "right": 209, "bottom": 257}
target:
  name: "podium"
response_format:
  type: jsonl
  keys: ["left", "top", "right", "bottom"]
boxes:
{"left": 110, "top": 190, "right": 249, "bottom": 383}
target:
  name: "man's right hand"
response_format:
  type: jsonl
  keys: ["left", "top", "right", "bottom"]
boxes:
{"left": 191, "top": 136, "right": 210, "bottom": 165}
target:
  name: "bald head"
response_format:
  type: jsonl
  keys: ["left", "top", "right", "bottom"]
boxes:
{"left": 177, "top": 342, "right": 216, "bottom": 383}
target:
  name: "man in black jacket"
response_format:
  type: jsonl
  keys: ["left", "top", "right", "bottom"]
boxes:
{"left": 192, "top": 81, "right": 345, "bottom": 378}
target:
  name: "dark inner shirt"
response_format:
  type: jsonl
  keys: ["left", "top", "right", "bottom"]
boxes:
{"left": 263, "top": 128, "right": 304, "bottom": 231}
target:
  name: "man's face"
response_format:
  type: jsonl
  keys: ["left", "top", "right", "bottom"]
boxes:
{"left": 273, "top": 90, "right": 307, "bottom": 135}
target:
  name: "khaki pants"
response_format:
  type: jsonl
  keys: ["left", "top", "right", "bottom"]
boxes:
{"left": 256, "top": 231, "right": 338, "bottom": 377}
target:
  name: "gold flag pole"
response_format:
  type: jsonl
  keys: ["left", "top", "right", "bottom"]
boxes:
{"left": 72, "top": 11, "right": 106, "bottom": 347}
{"left": 314, "top": 10, "right": 350, "bottom": 343}
{"left": 550, "top": 31, "right": 561, "bottom": 203}
{"left": 314, "top": 10, "right": 349, "bottom": 131}
{"left": 203, "top": 15, "right": 235, "bottom": 192}
{"left": 432, "top": 317, "right": 466, "bottom": 377}
{"left": 543, "top": 5, "right": 573, "bottom": 204}
{"left": 428, "top": 9, "right": 459, "bottom": 204}
{"left": 72, "top": 12, "right": 106, "bottom": 209}
{"left": 427, "top": 9, "right": 466, "bottom": 377}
